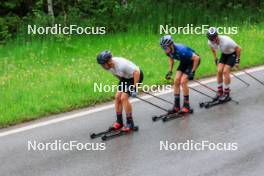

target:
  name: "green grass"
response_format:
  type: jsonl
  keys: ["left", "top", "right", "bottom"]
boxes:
{"left": 0, "top": 25, "right": 263, "bottom": 128}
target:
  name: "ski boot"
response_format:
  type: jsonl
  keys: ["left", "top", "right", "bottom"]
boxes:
{"left": 168, "top": 106, "right": 180, "bottom": 114}
{"left": 219, "top": 91, "right": 231, "bottom": 102}
{"left": 182, "top": 102, "right": 191, "bottom": 113}
{"left": 121, "top": 118, "right": 134, "bottom": 132}
{"left": 111, "top": 121, "right": 123, "bottom": 130}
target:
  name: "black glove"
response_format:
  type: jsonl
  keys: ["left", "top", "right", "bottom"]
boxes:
{"left": 165, "top": 71, "right": 172, "bottom": 80}
{"left": 131, "top": 91, "right": 138, "bottom": 98}
{"left": 214, "top": 58, "right": 219, "bottom": 66}
{"left": 188, "top": 71, "right": 195, "bottom": 80}
{"left": 235, "top": 57, "right": 240, "bottom": 64}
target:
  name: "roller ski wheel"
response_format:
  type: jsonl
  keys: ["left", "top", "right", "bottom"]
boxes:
{"left": 101, "top": 126, "right": 139, "bottom": 141}
{"left": 90, "top": 133, "right": 96, "bottom": 139}
{"left": 152, "top": 116, "right": 158, "bottom": 122}
{"left": 162, "top": 108, "right": 193, "bottom": 122}
{"left": 90, "top": 126, "right": 119, "bottom": 139}
{"left": 199, "top": 102, "right": 205, "bottom": 108}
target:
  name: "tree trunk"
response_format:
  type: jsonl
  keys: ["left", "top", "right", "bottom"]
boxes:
{"left": 47, "top": 0, "right": 55, "bottom": 25}
{"left": 120, "top": 0, "right": 127, "bottom": 5}
{"left": 62, "top": 4, "right": 67, "bottom": 26}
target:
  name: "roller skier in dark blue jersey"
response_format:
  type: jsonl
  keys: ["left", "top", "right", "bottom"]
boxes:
{"left": 160, "top": 35, "right": 201, "bottom": 113}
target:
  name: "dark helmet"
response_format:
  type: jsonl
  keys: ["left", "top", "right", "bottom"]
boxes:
{"left": 207, "top": 27, "right": 218, "bottom": 41}
{"left": 160, "top": 35, "right": 174, "bottom": 48}
{"left": 96, "top": 50, "right": 112, "bottom": 64}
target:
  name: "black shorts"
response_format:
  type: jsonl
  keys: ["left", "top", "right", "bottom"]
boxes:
{"left": 219, "top": 52, "right": 236, "bottom": 67}
{"left": 177, "top": 56, "right": 201, "bottom": 75}
{"left": 118, "top": 69, "right": 144, "bottom": 95}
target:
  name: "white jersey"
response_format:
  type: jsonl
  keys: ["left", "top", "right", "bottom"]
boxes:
{"left": 208, "top": 35, "right": 238, "bottom": 54}
{"left": 109, "top": 57, "right": 139, "bottom": 79}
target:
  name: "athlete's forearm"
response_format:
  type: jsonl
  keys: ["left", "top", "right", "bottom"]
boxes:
{"left": 192, "top": 55, "right": 200, "bottom": 72}
{"left": 235, "top": 46, "right": 241, "bottom": 59}
{"left": 211, "top": 47, "right": 218, "bottom": 59}
{"left": 169, "top": 58, "right": 174, "bottom": 72}
{"left": 133, "top": 70, "right": 140, "bottom": 90}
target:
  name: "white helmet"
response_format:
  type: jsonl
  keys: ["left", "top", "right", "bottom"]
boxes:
{"left": 160, "top": 35, "right": 174, "bottom": 48}
{"left": 207, "top": 27, "right": 218, "bottom": 41}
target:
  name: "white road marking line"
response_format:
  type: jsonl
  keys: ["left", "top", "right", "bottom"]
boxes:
{"left": 0, "top": 65, "right": 263, "bottom": 137}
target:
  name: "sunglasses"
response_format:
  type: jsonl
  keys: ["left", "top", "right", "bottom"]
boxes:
{"left": 162, "top": 46, "right": 170, "bottom": 50}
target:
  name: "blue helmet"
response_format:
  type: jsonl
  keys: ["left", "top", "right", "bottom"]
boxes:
{"left": 160, "top": 35, "right": 173, "bottom": 48}
{"left": 96, "top": 50, "right": 112, "bottom": 64}
{"left": 207, "top": 27, "right": 218, "bottom": 41}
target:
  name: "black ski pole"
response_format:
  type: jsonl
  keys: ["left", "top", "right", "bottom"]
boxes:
{"left": 230, "top": 73, "right": 250, "bottom": 87}
{"left": 189, "top": 87, "right": 215, "bottom": 99}
{"left": 241, "top": 70, "right": 264, "bottom": 86}
{"left": 135, "top": 96, "right": 168, "bottom": 112}
{"left": 190, "top": 86, "right": 239, "bottom": 105}
{"left": 143, "top": 91, "right": 174, "bottom": 105}
{"left": 194, "top": 79, "right": 239, "bottom": 103}
{"left": 194, "top": 80, "right": 217, "bottom": 93}
{"left": 169, "top": 78, "right": 215, "bottom": 99}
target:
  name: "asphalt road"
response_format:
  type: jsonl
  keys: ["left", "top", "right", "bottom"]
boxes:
{"left": 0, "top": 67, "right": 264, "bottom": 176}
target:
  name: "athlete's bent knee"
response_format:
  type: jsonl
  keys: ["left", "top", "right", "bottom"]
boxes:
{"left": 223, "top": 69, "right": 230, "bottom": 76}
{"left": 115, "top": 93, "right": 122, "bottom": 102}
{"left": 174, "top": 78, "right": 181, "bottom": 87}
{"left": 180, "top": 78, "right": 188, "bottom": 87}
{"left": 217, "top": 68, "right": 223, "bottom": 75}
{"left": 120, "top": 94, "right": 128, "bottom": 102}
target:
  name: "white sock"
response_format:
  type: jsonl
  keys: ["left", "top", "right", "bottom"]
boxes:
{"left": 224, "top": 83, "right": 230, "bottom": 89}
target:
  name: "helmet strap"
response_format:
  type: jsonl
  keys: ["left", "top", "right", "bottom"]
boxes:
{"left": 170, "top": 44, "right": 175, "bottom": 53}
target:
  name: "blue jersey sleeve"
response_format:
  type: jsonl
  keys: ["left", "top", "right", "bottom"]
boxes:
{"left": 178, "top": 46, "right": 193, "bottom": 61}
{"left": 164, "top": 44, "right": 194, "bottom": 62}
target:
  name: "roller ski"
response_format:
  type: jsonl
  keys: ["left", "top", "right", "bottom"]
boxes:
{"left": 152, "top": 107, "right": 180, "bottom": 122}
{"left": 90, "top": 122, "right": 123, "bottom": 139}
{"left": 199, "top": 92, "right": 221, "bottom": 108}
{"left": 101, "top": 121, "right": 139, "bottom": 141}
{"left": 152, "top": 114, "right": 168, "bottom": 122}
{"left": 200, "top": 92, "right": 232, "bottom": 109}
{"left": 162, "top": 106, "right": 194, "bottom": 122}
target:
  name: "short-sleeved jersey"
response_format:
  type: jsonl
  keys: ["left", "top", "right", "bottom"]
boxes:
{"left": 166, "top": 44, "right": 194, "bottom": 62}
{"left": 109, "top": 57, "right": 139, "bottom": 79}
{"left": 208, "top": 35, "right": 238, "bottom": 54}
